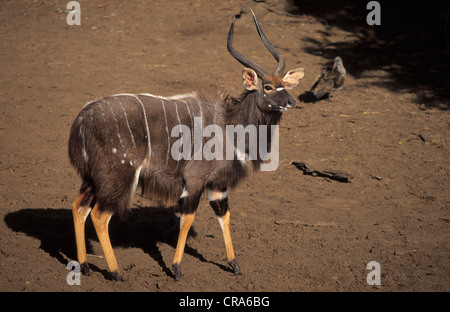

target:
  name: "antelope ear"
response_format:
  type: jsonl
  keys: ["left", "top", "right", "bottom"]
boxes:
{"left": 242, "top": 68, "right": 260, "bottom": 90}
{"left": 282, "top": 68, "right": 305, "bottom": 90}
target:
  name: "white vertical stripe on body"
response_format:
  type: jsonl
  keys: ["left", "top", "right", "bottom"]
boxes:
{"left": 133, "top": 95, "right": 152, "bottom": 160}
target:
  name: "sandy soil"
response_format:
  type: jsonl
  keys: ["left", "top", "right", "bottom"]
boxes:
{"left": 1, "top": 0, "right": 449, "bottom": 292}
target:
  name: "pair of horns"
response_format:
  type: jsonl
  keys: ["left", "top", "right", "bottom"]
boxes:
{"left": 227, "top": 9, "right": 286, "bottom": 78}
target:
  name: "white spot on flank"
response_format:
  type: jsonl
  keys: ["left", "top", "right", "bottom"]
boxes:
{"left": 112, "top": 148, "right": 117, "bottom": 154}
{"left": 121, "top": 159, "right": 125, "bottom": 164}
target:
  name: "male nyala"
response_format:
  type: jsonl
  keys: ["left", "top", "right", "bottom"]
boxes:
{"left": 68, "top": 11, "right": 304, "bottom": 281}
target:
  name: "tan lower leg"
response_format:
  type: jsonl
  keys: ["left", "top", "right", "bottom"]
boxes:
{"left": 172, "top": 213, "right": 195, "bottom": 280}
{"left": 91, "top": 204, "right": 121, "bottom": 280}
{"left": 173, "top": 213, "right": 195, "bottom": 265}
{"left": 218, "top": 210, "right": 236, "bottom": 263}
{"left": 72, "top": 194, "right": 91, "bottom": 267}
{"left": 218, "top": 210, "right": 240, "bottom": 275}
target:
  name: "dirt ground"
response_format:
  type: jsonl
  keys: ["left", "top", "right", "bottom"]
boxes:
{"left": 1, "top": 0, "right": 449, "bottom": 292}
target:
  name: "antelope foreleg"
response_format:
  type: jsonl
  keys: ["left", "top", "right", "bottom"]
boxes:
{"left": 209, "top": 190, "right": 241, "bottom": 275}
{"left": 172, "top": 213, "right": 195, "bottom": 281}
{"left": 219, "top": 210, "right": 240, "bottom": 275}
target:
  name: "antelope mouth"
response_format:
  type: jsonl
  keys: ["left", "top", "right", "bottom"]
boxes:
{"left": 267, "top": 104, "right": 289, "bottom": 112}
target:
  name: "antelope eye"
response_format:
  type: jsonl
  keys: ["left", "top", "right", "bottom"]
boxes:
{"left": 264, "top": 85, "right": 273, "bottom": 91}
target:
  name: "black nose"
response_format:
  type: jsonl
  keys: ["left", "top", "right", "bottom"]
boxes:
{"left": 287, "top": 99, "right": 296, "bottom": 108}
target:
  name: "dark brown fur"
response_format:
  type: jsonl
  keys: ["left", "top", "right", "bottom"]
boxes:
{"left": 68, "top": 89, "right": 284, "bottom": 219}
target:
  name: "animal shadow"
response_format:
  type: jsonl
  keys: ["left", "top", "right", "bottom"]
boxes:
{"left": 3, "top": 205, "right": 222, "bottom": 280}
{"left": 298, "top": 91, "right": 321, "bottom": 103}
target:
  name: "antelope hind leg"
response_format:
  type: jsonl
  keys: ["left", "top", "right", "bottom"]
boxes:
{"left": 91, "top": 203, "right": 123, "bottom": 281}
{"left": 72, "top": 193, "right": 92, "bottom": 276}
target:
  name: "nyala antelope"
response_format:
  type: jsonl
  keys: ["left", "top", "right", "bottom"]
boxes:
{"left": 68, "top": 11, "right": 305, "bottom": 281}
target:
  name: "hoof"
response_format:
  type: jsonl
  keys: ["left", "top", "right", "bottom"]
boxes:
{"left": 80, "top": 262, "right": 90, "bottom": 276}
{"left": 173, "top": 263, "right": 182, "bottom": 281}
{"left": 111, "top": 271, "right": 123, "bottom": 282}
{"left": 229, "top": 259, "right": 241, "bottom": 276}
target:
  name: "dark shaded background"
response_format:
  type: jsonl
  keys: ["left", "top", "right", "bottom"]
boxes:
{"left": 288, "top": 0, "right": 449, "bottom": 109}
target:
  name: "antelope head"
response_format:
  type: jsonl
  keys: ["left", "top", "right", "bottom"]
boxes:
{"left": 227, "top": 10, "right": 305, "bottom": 112}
